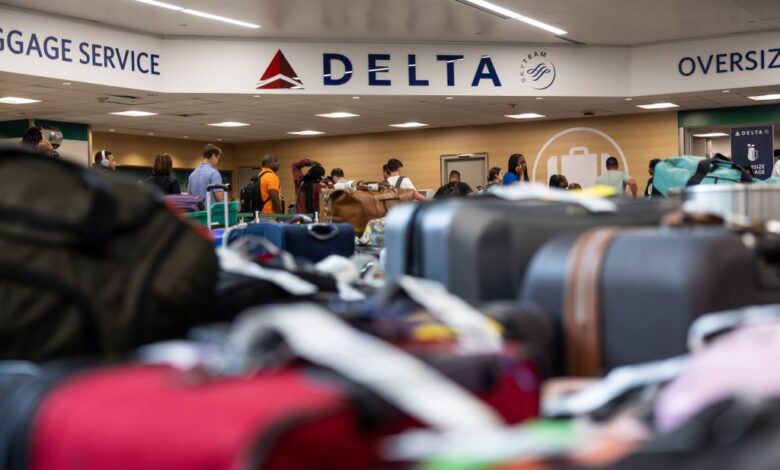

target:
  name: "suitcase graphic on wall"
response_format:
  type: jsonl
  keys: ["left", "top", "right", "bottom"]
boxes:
{"left": 546, "top": 146, "right": 610, "bottom": 188}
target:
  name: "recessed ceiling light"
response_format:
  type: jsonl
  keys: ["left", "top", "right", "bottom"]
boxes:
{"left": 693, "top": 132, "right": 729, "bottom": 138}
{"left": 749, "top": 93, "right": 780, "bottom": 101}
{"left": 0, "top": 96, "right": 41, "bottom": 104}
{"left": 446, "top": 96, "right": 454, "bottom": 100}
{"left": 624, "top": 98, "right": 633, "bottom": 101}
{"left": 352, "top": 96, "right": 361, "bottom": 100}
{"left": 147, "top": 132, "right": 155, "bottom": 136}
{"left": 316, "top": 112, "right": 360, "bottom": 119}
{"left": 62, "top": 82, "right": 72, "bottom": 86}
{"left": 208, "top": 121, "right": 250, "bottom": 127}
{"left": 722, "top": 90, "right": 731, "bottom": 93}
{"left": 252, "top": 95, "right": 261, "bottom": 98}
{"left": 287, "top": 130, "right": 325, "bottom": 136}
{"left": 535, "top": 97, "right": 544, "bottom": 100}
{"left": 108, "top": 129, "right": 116, "bottom": 132}
{"left": 183, "top": 136, "right": 189, "bottom": 139}
{"left": 455, "top": 0, "right": 567, "bottom": 35}
{"left": 134, "top": 0, "right": 183, "bottom": 11}
{"left": 182, "top": 9, "right": 260, "bottom": 29}
{"left": 110, "top": 110, "right": 157, "bottom": 117}
{"left": 505, "top": 113, "right": 546, "bottom": 119}
{"left": 217, "top": 138, "right": 223, "bottom": 141}
{"left": 637, "top": 102, "right": 679, "bottom": 110}
{"left": 389, "top": 122, "right": 428, "bottom": 128}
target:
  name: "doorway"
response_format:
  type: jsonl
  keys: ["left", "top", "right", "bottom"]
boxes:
{"left": 440, "top": 153, "right": 488, "bottom": 190}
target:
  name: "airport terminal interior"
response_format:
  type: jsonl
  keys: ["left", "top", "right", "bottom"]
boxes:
{"left": 1, "top": 1, "right": 780, "bottom": 468}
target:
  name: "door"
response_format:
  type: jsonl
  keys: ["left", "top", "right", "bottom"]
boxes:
{"left": 440, "top": 153, "right": 488, "bottom": 190}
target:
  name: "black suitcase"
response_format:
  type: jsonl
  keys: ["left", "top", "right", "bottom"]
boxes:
{"left": 519, "top": 227, "right": 777, "bottom": 376}
{"left": 385, "top": 196, "right": 673, "bottom": 304}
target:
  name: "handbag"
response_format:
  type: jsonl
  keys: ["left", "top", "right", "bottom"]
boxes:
{"left": 321, "top": 181, "right": 416, "bottom": 235}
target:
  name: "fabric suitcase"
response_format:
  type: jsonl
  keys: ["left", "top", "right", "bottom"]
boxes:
{"left": 227, "top": 222, "right": 355, "bottom": 263}
{"left": 520, "top": 227, "right": 764, "bottom": 376}
{"left": 385, "top": 196, "right": 672, "bottom": 304}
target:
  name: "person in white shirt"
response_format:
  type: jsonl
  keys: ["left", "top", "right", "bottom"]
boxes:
{"left": 772, "top": 150, "right": 780, "bottom": 177}
{"left": 385, "top": 158, "right": 427, "bottom": 201}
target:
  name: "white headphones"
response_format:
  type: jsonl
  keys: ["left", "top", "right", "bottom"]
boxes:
{"left": 99, "top": 150, "right": 111, "bottom": 167}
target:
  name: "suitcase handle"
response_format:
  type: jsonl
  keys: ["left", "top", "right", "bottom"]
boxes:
{"left": 206, "top": 183, "right": 230, "bottom": 228}
{"left": 307, "top": 223, "right": 339, "bottom": 241}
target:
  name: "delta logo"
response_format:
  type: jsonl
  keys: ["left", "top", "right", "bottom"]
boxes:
{"left": 257, "top": 50, "right": 304, "bottom": 89}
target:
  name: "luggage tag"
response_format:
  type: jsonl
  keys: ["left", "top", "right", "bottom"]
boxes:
{"left": 396, "top": 276, "right": 503, "bottom": 354}
{"left": 490, "top": 183, "right": 617, "bottom": 213}
{"left": 228, "top": 304, "right": 504, "bottom": 431}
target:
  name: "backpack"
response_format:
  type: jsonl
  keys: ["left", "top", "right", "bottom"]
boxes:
{"left": 0, "top": 145, "right": 219, "bottom": 361}
{"left": 239, "top": 176, "right": 260, "bottom": 213}
{"left": 393, "top": 176, "right": 406, "bottom": 188}
{"left": 653, "top": 154, "right": 753, "bottom": 197}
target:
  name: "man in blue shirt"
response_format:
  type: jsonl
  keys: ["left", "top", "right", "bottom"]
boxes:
{"left": 188, "top": 144, "right": 224, "bottom": 203}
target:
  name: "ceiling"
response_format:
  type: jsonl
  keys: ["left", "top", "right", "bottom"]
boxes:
{"left": 3, "top": 71, "right": 779, "bottom": 142}
{"left": 1, "top": 1, "right": 780, "bottom": 142}
{"left": 2, "top": 0, "right": 780, "bottom": 46}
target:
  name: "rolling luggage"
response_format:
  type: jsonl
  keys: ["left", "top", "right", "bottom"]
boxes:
{"left": 385, "top": 193, "right": 673, "bottom": 304}
{"left": 0, "top": 145, "right": 218, "bottom": 361}
{"left": 519, "top": 227, "right": 771, "bottom": 376}
{"left": 2, "top": 305, "right": 524, "bottom": 470}
{"left": 226, "top": 222, "right": 355, "bottom": 263}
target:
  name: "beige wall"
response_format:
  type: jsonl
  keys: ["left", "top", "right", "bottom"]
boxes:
{"left": 232, "top": 111, "right": 679, "bottom": 202}
{"left": 93, "top": 111, "right": 678, "bottom": 202}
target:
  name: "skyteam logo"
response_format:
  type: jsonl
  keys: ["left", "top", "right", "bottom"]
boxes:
{"left": 520, "top": 50, "right": 556, "bottom": 91}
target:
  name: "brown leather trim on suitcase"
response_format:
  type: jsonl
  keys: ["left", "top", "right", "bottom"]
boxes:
{"left": 563, "top": 227, "right": 621, "bottom": 377}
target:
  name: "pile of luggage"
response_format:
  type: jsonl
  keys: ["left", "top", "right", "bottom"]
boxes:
{"left": 3, "top": 143, "right": 780, "bottom": 469}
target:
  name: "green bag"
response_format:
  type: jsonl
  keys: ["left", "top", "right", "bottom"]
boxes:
{"left": 653, "top": 155, "right": 753, "bottom": 197}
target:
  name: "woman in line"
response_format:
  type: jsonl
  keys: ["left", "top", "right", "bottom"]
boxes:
{"left": 144, "top": 153, "right": 181, "bottom": 195}
{"left": 503, "top": 154, "right": 529, "bottom": 185}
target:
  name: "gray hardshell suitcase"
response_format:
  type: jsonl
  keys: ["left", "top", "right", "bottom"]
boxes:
{"left": 520, "top": 227, "right": 780, "bottom": 377}
{"left": 385, "top": 197, "right": 673, "bottom": 304}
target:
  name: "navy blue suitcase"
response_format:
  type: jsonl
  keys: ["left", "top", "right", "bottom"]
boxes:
{"left": 227, "top": 222, "right": 355, "bottom": 263}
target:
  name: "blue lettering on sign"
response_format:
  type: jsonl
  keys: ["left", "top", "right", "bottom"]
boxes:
{"left": 323, "top": 53, "right": 353, "bottom": 85}
{"left": 436, "top": 54, "right": 463, "bottom": 86}
{"left": 679, "top": 47, "right": 780, "bottom": 77}
{"left": 0, "top": 27, "right": 161, "bottom": 75}
{"left": 408, "top": 54, "right": 429, "bottom": 86}
{"left": 368, "top": 53, "right": 391, "bottom": 86}
{"left": 471, "top": 56, "right": 501, "bottom": 87}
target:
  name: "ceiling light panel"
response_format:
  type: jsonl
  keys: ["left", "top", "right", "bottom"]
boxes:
{"left": 505, "top": 113, "right": 545, "bottom": 119}
{"left": 133, "top": 0, "right": 260, "bottom": 29}
{"left": 637, "top": 103, "right": 679, "bottom": 110}
{"left": 693, "top": 133, "right": 729, "bottom": 138}
{"left": 389, "top": 122, "right": 428, "bottom": 128}
{"left": 316, "top": 112, "right": 360, "bottom": 119}
{"left": 208, "top": 121, "right": 250, "bottom": 127}
{"left": 455, "top": 0, "right": 567, "bottom": 35}
{"left": 110, "top": 110, "right": 158, "bottom": 116}
{"left": 0, "top": 97, "right": 41, "bottom": 104}
{"left": 133, "top": 0, "right": 183, "bottom": 11}
{"left": 749, "top": 94, "right": 780, "bottom": 101}
{"left": 288, "top": 130, "right": 325, "bottom": 135}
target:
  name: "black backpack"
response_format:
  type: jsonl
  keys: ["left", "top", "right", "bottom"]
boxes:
{"left": 0, "top": 145, "right": 219, "bottom": 361}
{"left": 240, "top": 176, "right": 260, "bottom": 212}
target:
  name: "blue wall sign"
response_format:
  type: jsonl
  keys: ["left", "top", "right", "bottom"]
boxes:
{"left": 731, "top": 125, "right": 774, "bottom": 180}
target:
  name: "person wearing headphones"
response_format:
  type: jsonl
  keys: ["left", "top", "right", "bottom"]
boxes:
{"left": 94, "top": 149, "right": 117, "bottom": 171}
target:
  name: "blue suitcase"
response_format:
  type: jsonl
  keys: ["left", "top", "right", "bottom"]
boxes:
{"left": 227, "top": 222, "right": 355, "bottom": 263}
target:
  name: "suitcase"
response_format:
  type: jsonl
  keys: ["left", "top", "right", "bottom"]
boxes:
{"left": 385, "top": 195, "right": 673, "bottom": 304}
{"left": 519, "top": 227, "right": 769, "bottom": 376}
{"left": 226, "top": 222, "right": 355, "bottom": 263}
{"left": 3, "top": 306, "right": 526, "bottom": 470}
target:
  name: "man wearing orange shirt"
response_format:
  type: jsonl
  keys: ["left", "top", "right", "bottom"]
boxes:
{"left": 258, "top": 154, "right": 282, "bottom": 214}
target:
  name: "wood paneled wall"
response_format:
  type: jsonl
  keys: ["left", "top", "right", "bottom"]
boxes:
{"left": 233, "top": 112, "right": 679, "bottom": 201}
{"left": 93, "top": 111, "right": 678, "bottom": 202}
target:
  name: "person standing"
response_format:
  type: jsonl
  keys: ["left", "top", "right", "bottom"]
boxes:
{"left": 595, "top": 156, "right": 638, "bottom": 197}
{"left": 292, "top": 159, "right": 325, "bottom": 214}
{"left": 94, "top": 149, "right": 117, "bottom": 171}
{"left": 385, "top": 158, "right": 427, "bottom": 201}
{"left": 645, "top": 158, "right": 661, "bottom": 198}
{"left": 433, "top": 170, "right": 473, "bottom": 199}
{"left": 503, "top": 154, "right": 529, "bottom": 185}
{"left": 144, "top": 153, "right": 181, "bottom": 195}
{"left": 187, "top": 144, "right": 224, "bottom": 203}
{"left": 258, "top": 154, "right": 283, "bottom": 214}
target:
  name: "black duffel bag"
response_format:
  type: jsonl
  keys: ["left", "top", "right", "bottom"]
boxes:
{"left": 0, "top": 145, "right": 218, "bottom": 360}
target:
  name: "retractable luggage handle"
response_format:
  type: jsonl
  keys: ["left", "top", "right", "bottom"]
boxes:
{"left": 206, "top": 183, "right": 230, "bottom": 228}
{"left": 306, "top": 223, "right": 339, "bottom": 241}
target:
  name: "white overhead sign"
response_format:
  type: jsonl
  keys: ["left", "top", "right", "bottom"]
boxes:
{"left": 1, "top": 6, "right": 779, "bottom": 97}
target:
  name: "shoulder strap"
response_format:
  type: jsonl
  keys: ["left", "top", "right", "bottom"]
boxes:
{"left": 394, "top": 176, "right": 405, "bottom": 188}
{"left": 256, "top": 170, "right": 273, "bottom": 210}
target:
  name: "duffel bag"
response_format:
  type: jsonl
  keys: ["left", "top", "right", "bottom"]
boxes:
{"left": 654, "top": 154, "right": 753, "bottom": 196}
{"left": 0, "top": 145, "right": 218, "bottom": 360}
{"left": 321, "top": 181, "right": 416, "bottom": 235}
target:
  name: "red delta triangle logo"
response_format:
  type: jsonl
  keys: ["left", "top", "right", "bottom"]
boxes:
{"left": 257, "top": 50, "right": 304, "bottom": 89}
